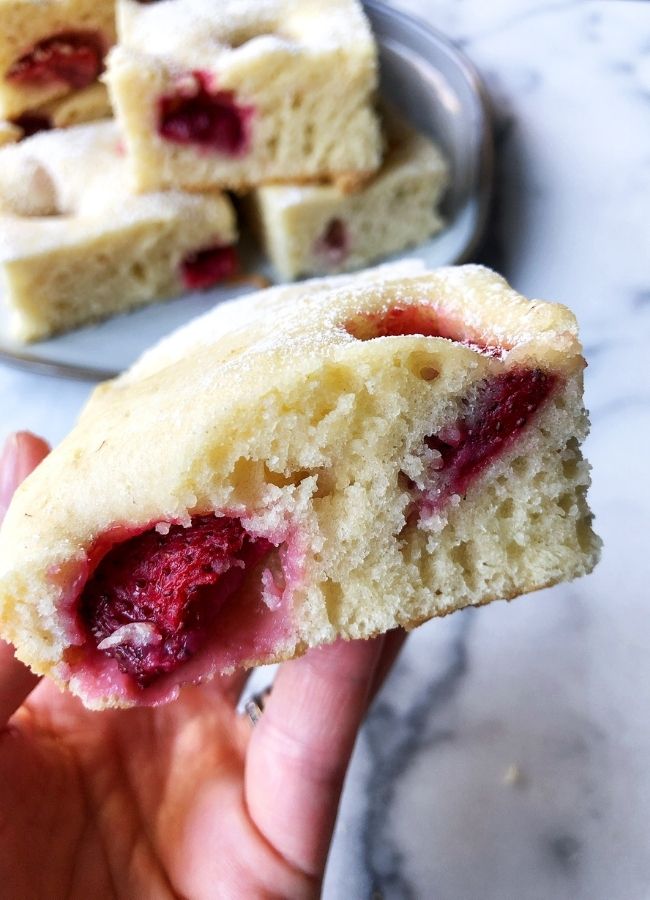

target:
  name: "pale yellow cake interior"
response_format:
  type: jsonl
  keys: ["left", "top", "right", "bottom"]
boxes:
{"left": 0, "top": 265, "right": 600, "bottom": 708}
{"left": 248, "top": 116, "right": 449, "bottom": 279}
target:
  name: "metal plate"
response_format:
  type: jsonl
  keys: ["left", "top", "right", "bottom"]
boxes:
{"left": 0, "top": 1, "right": 493, "bottom": 382}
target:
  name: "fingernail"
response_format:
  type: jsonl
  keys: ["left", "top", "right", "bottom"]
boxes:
{"left": 0, "top": 434, "right": 19, "bottom": 523}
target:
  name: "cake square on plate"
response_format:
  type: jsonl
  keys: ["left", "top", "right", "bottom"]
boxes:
{"left": 106, "top": 0, "right": 382, "bottom": 192}
{"left": 0, "top": 121, "right": 237, "bottom": 341}
{"left": 247, "top": 116, "right": 449, "bottom": 279}
{"left": 0, "top": 0, "right": 116, "bottom": 120}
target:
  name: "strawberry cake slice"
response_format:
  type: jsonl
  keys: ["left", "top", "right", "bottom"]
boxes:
{"left": 0, "top": 120, "right": 237, "bottom": 341}
{"left": 247, "top": 117, "right": 449, "bottom": 279}
{"left": 0, "top": 0, "right": 116, "bottom": 120}
{"left": 105, "top": 0, "right": 382, "bottom": 192}
{"left": 0, "top": 264, "right": 601, "bottom": 709}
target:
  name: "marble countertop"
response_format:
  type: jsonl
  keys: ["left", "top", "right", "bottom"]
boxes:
{"left": 1, "top": 1, "right": 649, "bottom": 897}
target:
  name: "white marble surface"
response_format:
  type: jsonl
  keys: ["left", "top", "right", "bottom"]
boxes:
{"left": 0, "top": 1, "right": 649, "bottom": 898}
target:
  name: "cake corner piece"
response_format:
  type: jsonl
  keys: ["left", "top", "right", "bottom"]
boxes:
{"left": 105, "top": 0, "right": 382, "bottom": 192}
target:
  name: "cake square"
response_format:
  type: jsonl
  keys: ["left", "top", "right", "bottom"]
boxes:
{"left": 0, "top": 121, "right": 237, "bottom": 341}
{"left": 106, "top": 0, "right": 383, "bottom": 192}
{"left": 0, "top": 263, "right": 600, "bottom": 708}
{"left": 3, "top": 83, "right": 112, "bottom": 143}
{"left": 247, "top": 117, "right": 449, "bottom": 279}
{"left": 0, "top": 0, "right": 116, "bottom": 120}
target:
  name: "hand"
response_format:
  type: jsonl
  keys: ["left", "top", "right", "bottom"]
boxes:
{"left": 0, "top": 432, "right": 404, "bottom": 898}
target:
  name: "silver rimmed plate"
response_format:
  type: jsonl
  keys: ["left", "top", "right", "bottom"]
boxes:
{"left": 0, "top": 1, "right": 493, "bottom": 382}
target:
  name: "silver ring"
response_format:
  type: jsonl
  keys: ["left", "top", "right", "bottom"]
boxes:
{"left": 244, "top": 687, "right": 272, "bottom": 725}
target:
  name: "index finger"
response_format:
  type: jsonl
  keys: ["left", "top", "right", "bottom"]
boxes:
{"left": 0, "top": 431, "right": 50, "bottom": 521}
{"left": 245, "top": 636, "right": 386, "bottom": 880}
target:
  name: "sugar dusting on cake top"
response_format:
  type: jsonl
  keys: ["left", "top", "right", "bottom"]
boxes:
{"left": 0, "top": 121, "right": 234, "bottom": 260}
{"left": 120, "top": 263, "right": 581, "bottom": 397}
{"left": 116, "top": 0, "right": 375, "bottom": 64}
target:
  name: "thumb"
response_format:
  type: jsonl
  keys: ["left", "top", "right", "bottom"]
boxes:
{"left": 0, "top": 431, "right": 50, "bottom": 725}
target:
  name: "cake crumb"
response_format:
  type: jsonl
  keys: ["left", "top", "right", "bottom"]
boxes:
{"left": 503, "top": 763, "right": 526, "bottom": 787}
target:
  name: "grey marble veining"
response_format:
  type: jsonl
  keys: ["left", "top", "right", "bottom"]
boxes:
{"left": 324, "top": 2, "right": 650, "bottom": 898}
{"left": 0, "top": 2, "right": 648, "bottom": 898}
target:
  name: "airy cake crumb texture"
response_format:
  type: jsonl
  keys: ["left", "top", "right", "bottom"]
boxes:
{"left": 0, "top": 264, "right": 601, "bottom": 708}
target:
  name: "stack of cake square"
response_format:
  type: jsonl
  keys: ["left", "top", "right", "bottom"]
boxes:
{"left": 0, "top": 0, "right": 449, "bottom": 341}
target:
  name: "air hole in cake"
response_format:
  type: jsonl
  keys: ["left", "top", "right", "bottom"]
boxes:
{"left": 228, "top": 460, "right": 318, "bottom": 507}
{"left": 315, "top": 218, "right": 349, "bottom": 266}
{"left": 576, "top": 513, "right": 594, "bottom": 552}
{"left": 450, "top": 540, "right": 476, "bottom": 587}
{"left": 511, "top": 456, "right": 529, "bottom": 477}
{"left": 223, "top": 24, "right": 282, "bottom": 49}
{"left": 561, "top": 441, "right": 581, "bottom": 479}
{"left": 262, "top": 465, "right": 306, "bottom": 490}
{"left": 290, "top": 93, "right": 304, "bottom": 111}
{"left": 506, "top": 540, "right": 524, "bottom": 562}
{"left": 158, "top": 71, "right": 254, "bottom": 156}
{"left": 75, "top": 514, "right": 295, "bottom": 695}
{"left": 7, "top": 31, "right": 105, "bottom": 89}
{"left": 129, "top": 260, "right": 148, "bottom": 285}
{"left": 416, "top": 368, "right": 558, "bottom": 513}
{"left": 321, "top": 580, "right": 344, "bottom": 623}
{"left": 398, "top": 471, "right": 417, "bottom": 492}
{"left": 313, "top": 469, "right": 337, "bottom": 499}
{"left": 345, "top": 304, "right": 507, "bottom": 358}
{"left": 498, "top": 498, "right": 515, "bottom": 519}
{"left": 181, "top": 244, "right": 238, "bottom": 290}
{"left": 407, "top": 350, "right": 440, "bottom": 381}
